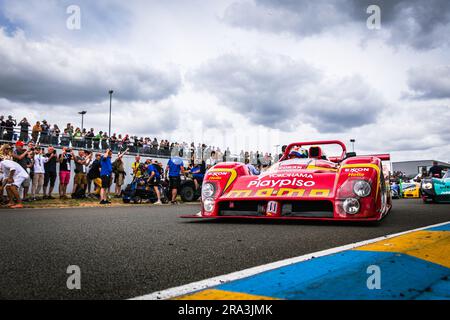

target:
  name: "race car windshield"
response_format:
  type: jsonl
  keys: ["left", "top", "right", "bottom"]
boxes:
{"left": 267, "top": 158, "right": 311, "bottom": 172}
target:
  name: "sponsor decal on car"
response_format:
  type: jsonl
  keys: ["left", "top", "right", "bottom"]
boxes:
{"left": 224, "top": 188, "right": 330, "bottom": 198}
{"left": 248, "top": 178, "right": 316, "bottom": 188}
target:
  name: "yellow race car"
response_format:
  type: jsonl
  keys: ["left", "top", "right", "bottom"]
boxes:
{"left": 401, "top": 181, "right": 421, "bottom": 198}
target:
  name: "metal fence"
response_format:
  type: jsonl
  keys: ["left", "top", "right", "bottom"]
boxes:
{"left": 0, "top": 126, "right": 270, "bottom": 164}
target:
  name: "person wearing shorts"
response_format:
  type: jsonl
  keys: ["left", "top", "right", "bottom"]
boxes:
{"left": 59, "top": 147, "right": 74, "bottom": 199}
{"left": 99, "top": 149, "right": 114, "bottom": 205}
{"left": 73, "top": 150, "right": 92, "bottom": 197}
{"left": 147, "top": 162, "right": 162, "bottom": 204}
{"left": 0, "top": 158, "right": 30, "bottom": 209}
{"left": 165, "top": 157, "right": 184, "bottom": 204}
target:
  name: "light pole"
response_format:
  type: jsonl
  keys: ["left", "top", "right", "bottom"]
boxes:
{"left": 350, "top": 139, "right": 356, "bottom": 153}
{"left": 108, "top": 90, "right": 114, "bottom": 139}
{"left": 78, "top": 111, "right": 87, "bottom": 131}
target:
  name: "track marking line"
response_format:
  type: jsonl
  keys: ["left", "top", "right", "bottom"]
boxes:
{"left": 357, "top": 230, "right": 450, "bottom": 268}
{"left": 175, "top": 289, "right": 278, "bottom": 300}
{"left": 130, "top": 220, "right": 450, "bottom": 300}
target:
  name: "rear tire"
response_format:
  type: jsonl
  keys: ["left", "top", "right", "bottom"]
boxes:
{"left": 180, "top": 185, "right": 195, "bottom": 202}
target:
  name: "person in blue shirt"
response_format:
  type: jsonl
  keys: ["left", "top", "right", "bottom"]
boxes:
{"left": 190, "top": 163, "right": 204, "bottom": 190}
{"left": 100, "top": 149, "right": 125, "bottom": 205}
{"left": 245, "top": 158, "right": 260, "bottom": 176}
{"left": 165, "top": 156, "right": 184, "bottom": 204}
{"left": 147, "top": 161, "right": 162, "bottom": 205}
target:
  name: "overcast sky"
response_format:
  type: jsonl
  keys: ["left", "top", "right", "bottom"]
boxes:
{"left": 0, "top": 0, "right": 449, "bottom": 162}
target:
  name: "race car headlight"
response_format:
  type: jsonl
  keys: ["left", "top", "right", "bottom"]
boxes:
{"left": 202, "top": 183, "right": 215, "bottom": 198}
{"left": 343, "top": 198, "right": 360, "bottom": 215}
{"left": 353, "top": 180, "right": 371, "bottom": 197}
{"left": 422, "top": 182, "right": 433, "bottom": 190}
{"left": 203, "top": 198, "right": 215, "bottom": 212}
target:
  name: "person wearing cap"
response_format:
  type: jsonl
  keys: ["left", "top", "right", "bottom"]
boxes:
{"left": 0, "top": 145, "right": 29, "bottom": 209}
{"left": 12, "top": 140, "right": 32, "bottom": 200}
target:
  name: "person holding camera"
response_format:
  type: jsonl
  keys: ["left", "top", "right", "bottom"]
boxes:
{"left": 31, "top": 147, "right": 48, "bottom": 201}
{"left": 12, "top": 141, "right": 33, "bottom": 201}
{"left": 4, "top": 116, "right": 16, "bottom": 141}
{"left": 73, "top": 150, "right": 93, "bottom": 198}
{"left": 31, "top": 121, "right": 42, "bottom": 143}
{"left": 19, "top": 118, "right": 30, "bottom": 142}
{"left": 58, "top": 147, "right": 74, "bottom": 199}
{"left": 112, "top": 149, "right": 128, "bottom": 198}
{"left": 43, "top": 146, "right": 58, "bottom": 199}
{"left": 99, "top": 149, "right": 121, "bottom": 204}
{"left": 0, "top": 147, "right": 29, "bottom": 209}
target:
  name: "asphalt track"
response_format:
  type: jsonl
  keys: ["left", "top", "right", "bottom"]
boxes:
{"left": 0, "top": 199, "right": 449, "bottom": 300}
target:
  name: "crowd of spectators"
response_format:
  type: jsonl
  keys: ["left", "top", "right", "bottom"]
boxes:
{"left": 0, "top": 114, "right": 275, "bottom": 165}
{"left": 0, "top": 113, "right": 277, "bottom": 208}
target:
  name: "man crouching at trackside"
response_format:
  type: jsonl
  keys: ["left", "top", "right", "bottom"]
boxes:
{"left": 0, "top": 145, "right": 30, "bottom": 209}
{"left": 165, "top": 157, "right": 184, "bottom": 205}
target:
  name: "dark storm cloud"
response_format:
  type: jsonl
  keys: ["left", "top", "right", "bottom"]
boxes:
{"left": 406, "top": 65, "right": 450, "bottom": 99}
{"left": 0, "top": 30, "right": 181, "bottom": 105}
{"left": 223, "top": 0, "right": 450, "bottom": 50}
{"left": 192, "top": 54, "right": 385, "bottom": 133}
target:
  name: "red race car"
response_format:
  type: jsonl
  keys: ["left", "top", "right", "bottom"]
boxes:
{"left": 182, "top": 140, "right": 392, "bottom": 222}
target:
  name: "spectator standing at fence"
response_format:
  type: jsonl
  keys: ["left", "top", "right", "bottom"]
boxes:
{"left": 85, "top": 128, "right": 94, "bottom": 149}
{"left": 58, "top": 147, "right": 74, "bottom": 199}
{"left": 0, "top": 115, "right": 5, "bottom": 141}
{"left": 73, "top": 128, "right": 83, "bottom": 148}
{"left": 43, "top": 146, "right": 58, "bottom": 199}
{"left": 93, "top": 131, "right": 102, "bottom": 150}
{"left": 101, "top": 132, "right": 109, "bottom": 150}
{"left": 110, "top": 134, "right": 118, "bottom": 152}
{"left": 60, "top": 129, "right": 70, "bottom": 147}
{"left": 31, "top": 147, "right": 48, "bottom": 200}
{"left": 19, "top": 118, "right": 30, "bottom": 142}
{"left": 4, "top": 116, "right": 16, "bottom": 141}
{"left": 166, "top": 156, "right": 184, "bottom": 205}
{"left": 31, "top": 121, "right": 41, "bottom": 143}
{"left": 40, "top": 120, "right": 50, "bottom": 144}
{"left": 50, "top": 124, "right": 60, "bottom": 145}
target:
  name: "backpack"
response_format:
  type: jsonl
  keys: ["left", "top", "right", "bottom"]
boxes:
{"left": 72, "top": 186, "right": 86, "bottom": 199}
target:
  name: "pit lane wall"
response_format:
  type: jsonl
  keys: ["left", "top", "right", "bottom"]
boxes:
{"left": 175, "top": 222, "right": 450, "bottom": 300}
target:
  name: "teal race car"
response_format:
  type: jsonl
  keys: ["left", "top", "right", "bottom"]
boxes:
{"left": 421, "top": 171, "right": 450, "bottom": 203}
